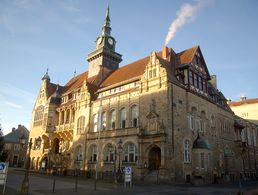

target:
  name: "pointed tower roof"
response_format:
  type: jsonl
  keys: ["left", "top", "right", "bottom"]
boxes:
{"left": 102, "top": 3, "right": 111, "bottom": 36}
{"left": 42, "top": 68, "right": 50, "bottom": 81}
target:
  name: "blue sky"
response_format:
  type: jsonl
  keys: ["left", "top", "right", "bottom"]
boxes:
{"left": 0, "top": 0, "right": 258, "bottom": 134}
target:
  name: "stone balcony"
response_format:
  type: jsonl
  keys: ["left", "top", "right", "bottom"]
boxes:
{"left": 56, "top": 123, "right": 74, "bottom": 132}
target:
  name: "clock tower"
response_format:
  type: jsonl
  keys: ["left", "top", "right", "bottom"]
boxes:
{"left": 87, "top": 4, "right": 122, "bottom": 84}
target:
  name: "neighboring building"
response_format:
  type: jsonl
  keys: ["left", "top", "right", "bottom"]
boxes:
{"left": 228, "top": 96, "right": 258, "bottom": 125}
{"left": 28, "top": 5, "right": 258, "bottom": 183}
{"left": 4, "top": 125, "right": 29, "bottom": 167}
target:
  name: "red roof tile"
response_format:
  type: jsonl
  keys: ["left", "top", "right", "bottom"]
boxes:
{"left": 63, "top": 71, "right": 88, "bottom": 94}
{"left": 229, "top": 98, "right": 258, "bottom": 107}
{"left": 177, "top": 46, "right": 198, "bottom": 65}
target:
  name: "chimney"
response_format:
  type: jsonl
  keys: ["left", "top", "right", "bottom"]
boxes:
{"left": 162, "top": 46, "right": 169, "bottom": 60}
{"left": 12, "top": 127, "right": 16, "bottom": 132}
{"left": 18, "top": 124, "right": 22, "bottom": 129}
{"left": 240, "top": 95, "right": 246, "bottom": 101}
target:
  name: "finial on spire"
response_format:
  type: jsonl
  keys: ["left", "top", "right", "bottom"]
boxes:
{"left": 42, "top": 67, "right": 50, "bottom": 81}
{"left": 102, "top": 2, "right": 111, "bottom": 36}
{"left": 74, "top": 69, "right": 76, "bottom": 77}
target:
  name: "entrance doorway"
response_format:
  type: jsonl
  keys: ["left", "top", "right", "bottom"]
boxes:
{"left": 148, "top": 146, "right": 161, "bottom": 170}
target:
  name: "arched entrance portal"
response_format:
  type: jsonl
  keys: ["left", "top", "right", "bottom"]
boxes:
{"left": 148, "top": 146, "right": 161, "bottom": 170}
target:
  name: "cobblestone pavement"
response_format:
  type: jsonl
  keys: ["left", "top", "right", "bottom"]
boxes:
{"left": 5, "top": 168, "right": 258, "bottom": 195}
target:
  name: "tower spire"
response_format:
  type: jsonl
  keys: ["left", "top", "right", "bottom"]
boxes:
{"left": 102, "top": 3, "right": 111, "bottom": 36}
{"left": 42, "top": 68, "right": 50, "bottom": 81}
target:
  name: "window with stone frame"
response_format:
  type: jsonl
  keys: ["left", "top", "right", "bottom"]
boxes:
{"left": 120, "top": 108, "right": 126, "bottom": 128}
{"left": 34, "top": 106, "right": 44, "bottom": 126}
{"left": 189, "top": 70, "right": 193, "bottom": 85}
{"left": 184, "top": 140, "right": 191, "bottom": 162}
{"left": 77, "top": 116, "right": 85, "bottom": 135}
{"left": 65, "top": 109, "right": 70, "bottom": 124}
{"left": 93, "top": 114, "right": 98, "bottom": 132}
{"left": 101, "top": 112, "right": 106, "bottom": 130}
{"left": 75, "top": 145, "right": 83, "bottom": 161}
{"left": 200, "top": 111, "right": 206, "bottom": 133}
{"left": 194, "top": 73, "right": 198, "bottom": 88}
{"left": 131, "top": 105, "right": 139, "bottom": 127}
{"left": 123, "top": 142, "right": 138, "bottom": 163}
{"left": 200, "top": 152, "right": 205, "bottom": 169}
{"left": 89, "top": 145, "right": 98, "bottom": 162}
{"left": 104, "top": 144, "right": 115, "bottom": 162}
{"left": 110, "top": 109, "right": 116, "bottom": 129}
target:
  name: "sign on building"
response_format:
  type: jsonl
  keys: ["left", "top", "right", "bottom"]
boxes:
{"left": 124, "top": 166, "right": 132, "bottom": 188}
{"left": 0, "top": 162, "right": 9, "bottom": 194}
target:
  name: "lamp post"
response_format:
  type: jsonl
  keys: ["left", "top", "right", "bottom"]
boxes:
{"left": 117, "top": 139, "right": 123, "bottom": 181}
{"left": 20, "top": 136, "right": 32, "bottom": 195}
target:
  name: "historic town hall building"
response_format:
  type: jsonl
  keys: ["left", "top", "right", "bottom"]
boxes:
{"left": 29, "top": 5, "right": 258, "bottom": 183}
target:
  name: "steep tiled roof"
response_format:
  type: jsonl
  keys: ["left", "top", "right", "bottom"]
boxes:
{"left": 63, "top": 72, "right": 88, "bottom": 94}
{"left": 47, "top": 83, "right": 58, "bottom": 97}
{"left": 177, "top": 46, "right": 198, "bottom": 65}
{"left": 229, "top": 98, "right": 258, "bottom": 107}
{"left": 100, "top": 56, "right": 149, "bottom": 88}
{"left": 61, "top": 46, "right": 198, "bottom": 91}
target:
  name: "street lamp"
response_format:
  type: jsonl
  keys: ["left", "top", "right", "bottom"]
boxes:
{"left": 117, "top": 139, "right": 123, "bottom": 181}
{"left": 20, "top": 136, "right": 32, "bottom": 195}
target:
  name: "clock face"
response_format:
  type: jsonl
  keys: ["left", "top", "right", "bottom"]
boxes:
{"left": 108, "top": 38, "right": 113, "bottom": 45}
{"left": 97, "top": 37, "right": 102, "bottom": 45}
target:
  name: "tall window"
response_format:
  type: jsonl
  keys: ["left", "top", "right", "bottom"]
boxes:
{"left": 77, "top": 116, "right": 85, "bottom": 134}
{"left": 93, "top": 114, "right": 98, "bottom": 132}
{"left": 89, "top": 145, "right": 98, "bottom": 162}
{"left": 101, "top": 112, "right": 106, "bottom": 130}
{"left": 131, "top": 105, "right": 139, "bottom": 127}
{"left": 189, "top": 70, "right": 193, "bottom": 85}
{"left": 75, "top": 145, "right": 83, "bottom": 161}
{"left": 124, "top": 142, "right": 138, "bottom": 163}
{"left": 200, "top": 111, "right": 206, "bottom": 133}
{"left": 65, "top": 110, "right": 70, "bottom": 124}
{"left": 188, "top": 114, "right": 194, "bottom": 130}
{"left": 198, "top": 76, "right": 203, "bottom": 90}
{"left": 194, "top": 73, "right": 198, "bottom": 88}
{"left": 110, "top": 110, "right": 116, "bottom": 129}
{"left": 203, "top": 80, "right": 207, "bottom": 92}
{"left": 34, "top": 106, "right": 44, "bottom": 126}
{"left": 120, "top": 108, "right": 126, "bottom": 128}
{"left": 200, "top": 153, "right": 205, "bottom": 169}
{"left": 184, "top": 140, "right": 191, "bottom": 162}
{"left": 104, "top": 144, "right": 115, "bottom": 162}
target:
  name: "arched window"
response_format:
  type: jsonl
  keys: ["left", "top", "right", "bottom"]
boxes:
{"left": 123, "top": 142, "right": 137, "bottom": 163}
{"left": 75, "top": 145, "right": 83, "bottom": 161}
{"left": 77, "top": 116, "right": 85, "bottom": 135}
{"left": 120, "top": 108, "right": 126, "bottom": 128}
{"left": 131, "top": 105, "right": 138, "bottom": 127}
{"left": 34, "top": 106, "right": 44, "bottom": 126}
{"left": 110, "top": 110, "right": 116, "bottom": 129}
{"left": 101, "top": 112, "right": 106, "bottom": 130}
{"left": 184, "top": 140, "right": 191, "bottom": 162}
{"left": 103, "top": 144, "right": 115, "bottom": 162}
{"left": 93, "top": 114, "right": 98, "bottom": 132}
{"left": 89, "top": 145, "right": 98, "bottom": 162}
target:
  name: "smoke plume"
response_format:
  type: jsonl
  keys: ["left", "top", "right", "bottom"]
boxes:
{"left": 164, "top": 0, "right": 209, "bottom": 46}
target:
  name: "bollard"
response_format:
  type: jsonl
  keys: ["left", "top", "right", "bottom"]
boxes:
{"left": 75, "top": 170, "right": 78, "bottom": 192}
{"left": 52, "top": 178, "right": 56, "bottom": 193}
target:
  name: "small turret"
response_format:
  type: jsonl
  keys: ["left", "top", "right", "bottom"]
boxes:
{"left": 42, "top": 68, "right": 50, "bottom": 81}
